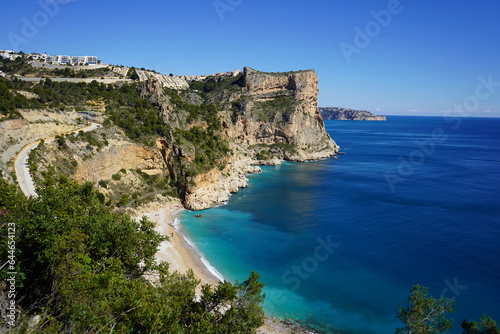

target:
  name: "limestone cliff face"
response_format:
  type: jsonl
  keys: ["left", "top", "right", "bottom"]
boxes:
{"left": 73, "top": 143, "right": 165, "bottom": 183}
{"left": 224, "top": 67, "right": 338, "bottom": 160}
{"left": 182, "top": 158, "right": 261, "bottom": 211}
{"left": 139, "top": 67, "right": 339, "bottom": 210}
{"left": 136, "top": 69, "right": 190, "bottom": 90}
{"left": 243, "top": 67, "right": 317, "bottom": 105}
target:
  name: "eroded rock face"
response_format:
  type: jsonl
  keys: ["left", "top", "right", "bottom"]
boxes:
{"left": 225, "top": 67, "right": 338, "bottom": 158}
{"left": 73, "top": 144, "right": 165, "bottom": 183}
{"left": 135, "top": 69, "right": 190, "bottom": 90}
{"left": 183, "top": 156, "right": 261, "bottom": 211}
{"left": 139, "top": 78, "right": 185, "bottom": 128}
{"left": 243, "top": 67, "right": 318, "bottom": 105}
{"left": 138, "top": 67, "right": 339, "bottom": 210}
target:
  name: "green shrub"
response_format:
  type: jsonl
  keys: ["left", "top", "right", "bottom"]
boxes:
{"left": 256, "top": 150, "right": 273, "bottom": 160}
{"left": 0, "top": 178, "right": 266, "bottom": 333}
{"left": 96, "top": 192, "right": 105, "bottom": 204}
{"left": 116, "top": 194, "right": 129, "bottom": 207}
{"left": 251, "top": 96, "right": 296, "bottom": 122}
{"left": 173, "top": 127, "right": 230, "bottom": 177}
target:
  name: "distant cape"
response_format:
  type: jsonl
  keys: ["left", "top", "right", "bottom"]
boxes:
{"left": 320, "top": 107, "right": 386, "bottom": 121}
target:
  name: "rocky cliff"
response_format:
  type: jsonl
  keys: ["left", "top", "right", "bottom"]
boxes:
{"left": 139, "top": 67, "right": 339, "bottom": 210}
{"left": 320, "top": 107, "right": 386, "bottom": 121}
{"left": 135, "top": 69, "right": 190, "bottom": 90}
{"left": 229, "top": 68, "right": 336, "bottom": 154}
{"left": 3, "top": 66, "right": 338, "bottom": 211}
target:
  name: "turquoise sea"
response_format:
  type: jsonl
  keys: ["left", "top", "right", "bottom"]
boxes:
{"left": 180, "top": 116, "right": 500, "bottom": 333}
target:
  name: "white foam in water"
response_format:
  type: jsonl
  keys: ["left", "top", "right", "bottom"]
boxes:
{"left": 200, "top": 256, "right": 225, "bottom": 282}
{"left": 181, "top": 233, "right": 225, "bottom": 282}
{"left": 173, "top": 217, "right": 181, "bottom": 229}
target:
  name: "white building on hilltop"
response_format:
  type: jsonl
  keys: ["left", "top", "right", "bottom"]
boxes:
{"left": 0, "top": 50, "right": 99, "bottom": 65}
{"left": 0, "top": 50, "right": 22, "bottom": 60}
{"left": 39, "top": 53, "right": 99, "bottom": 65}
{"left": 58, "top": 55, "right": 71, "bottom": 64}
{"left": 0, "top": 50, "right": 13, "bottom": 58}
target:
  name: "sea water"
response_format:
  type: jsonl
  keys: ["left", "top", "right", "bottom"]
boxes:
{"left": 181, "top": 116, "right": 500, "bottom": 333}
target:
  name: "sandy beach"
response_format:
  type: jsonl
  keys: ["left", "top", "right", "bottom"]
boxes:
{"left": 137, "top": 203, "right": 222, "bottom": 287}
{"left": 136, "top": 203, "right": 310, "bottom": 334}
{"left": 139, "top": 203, "right": 222, "bottom": 286}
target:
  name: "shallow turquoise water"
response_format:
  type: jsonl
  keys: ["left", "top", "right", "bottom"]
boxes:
{"left": 181, "top": 116, "right": 500, "bottom": 333}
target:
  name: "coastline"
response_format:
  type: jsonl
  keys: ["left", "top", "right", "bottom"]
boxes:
{"left": 138, "top": 204, "right": 222, "bottom": 287}
{"left": 136, "top": 202, "right": 313, "bottom": 334}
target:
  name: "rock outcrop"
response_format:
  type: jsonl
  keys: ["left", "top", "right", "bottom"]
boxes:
{"left": 228, "top": 68, "right": 336, "bottom": 155}
{"left": 136, "top": 69, "right": 189, "bottom": 90}
{"left": 183, "top": 157, "right": 261, "bottom": 211}
{"left": 140, "top": 67, "right": 339, "bottom": 210}
{"left": 73, "top": 144, "right": 165, "bottom": 183}
{"left": 320, "top": 107, "right": 386, "bottom": 121}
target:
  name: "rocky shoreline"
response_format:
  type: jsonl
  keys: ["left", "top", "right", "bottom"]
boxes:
{"left": 320, "top": 107, "right": 386, "bottom": 121}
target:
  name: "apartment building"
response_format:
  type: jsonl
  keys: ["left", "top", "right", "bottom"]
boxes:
{"left": 0, "top": 50, "right": 22, "bottom": 60}
{"left": 40, "top": 54, "right": 99, "bottom": 65}
{"left": 1, "top": 50, "right": 99, "bottom": 65}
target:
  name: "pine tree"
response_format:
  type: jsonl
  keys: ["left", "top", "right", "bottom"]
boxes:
{"left": 462, "top": 316, "right": 500, "bottom": 334}
{"left": 396, "top": 285, "right": 455, "bottom": 334}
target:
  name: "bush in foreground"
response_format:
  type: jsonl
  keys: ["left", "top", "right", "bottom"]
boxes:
{"left": 0, "top": 177, "right": 265, "bottom": 333}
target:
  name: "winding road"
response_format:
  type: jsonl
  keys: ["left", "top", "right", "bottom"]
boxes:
{"left": 14, "top": 122, "right": 102, "bottom": 197}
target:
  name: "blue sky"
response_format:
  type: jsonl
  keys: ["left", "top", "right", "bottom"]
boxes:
{"left": 1, "top": 0, "right": 500, "bottom": 116}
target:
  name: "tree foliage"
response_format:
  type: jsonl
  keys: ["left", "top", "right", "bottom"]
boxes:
{"left": 462, "top": 316, "right": 500, "bottom": 334}
{"left": 396, "top": 285, "right": 455, "bottom": 334}
{"left": 0, "top": 79, "right": 41, "bottom": 119}
{"left": 0, "top": 178, "right": 265, "bottom": 333}
{"left": 2, "top": 78, "right": 170, "bottom": 144}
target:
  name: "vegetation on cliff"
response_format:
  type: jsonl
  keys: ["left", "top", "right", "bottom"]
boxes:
{"left": 0, "top": 79, "right": 43, "bottom": 119}
{"left": 0, "top": 177, "right": 265, "bottom": 333}
{"left": 188, "top": 73, "right": 243, "bottom": 101}
{"left": 0, "top": 76, "right": 234, "bottom": 208}
{"left": 1, "top": 65, "right": 338, "bottom": 210}
{"left": 0, "top": 57, "right": 120, "bottom": 79}
{"left": 164, "top": 88, "right": 231, "bottom": 175}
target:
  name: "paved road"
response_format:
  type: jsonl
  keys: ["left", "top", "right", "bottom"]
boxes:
{"left": 15, "top": 122, "right": 102, "bottom": 197}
